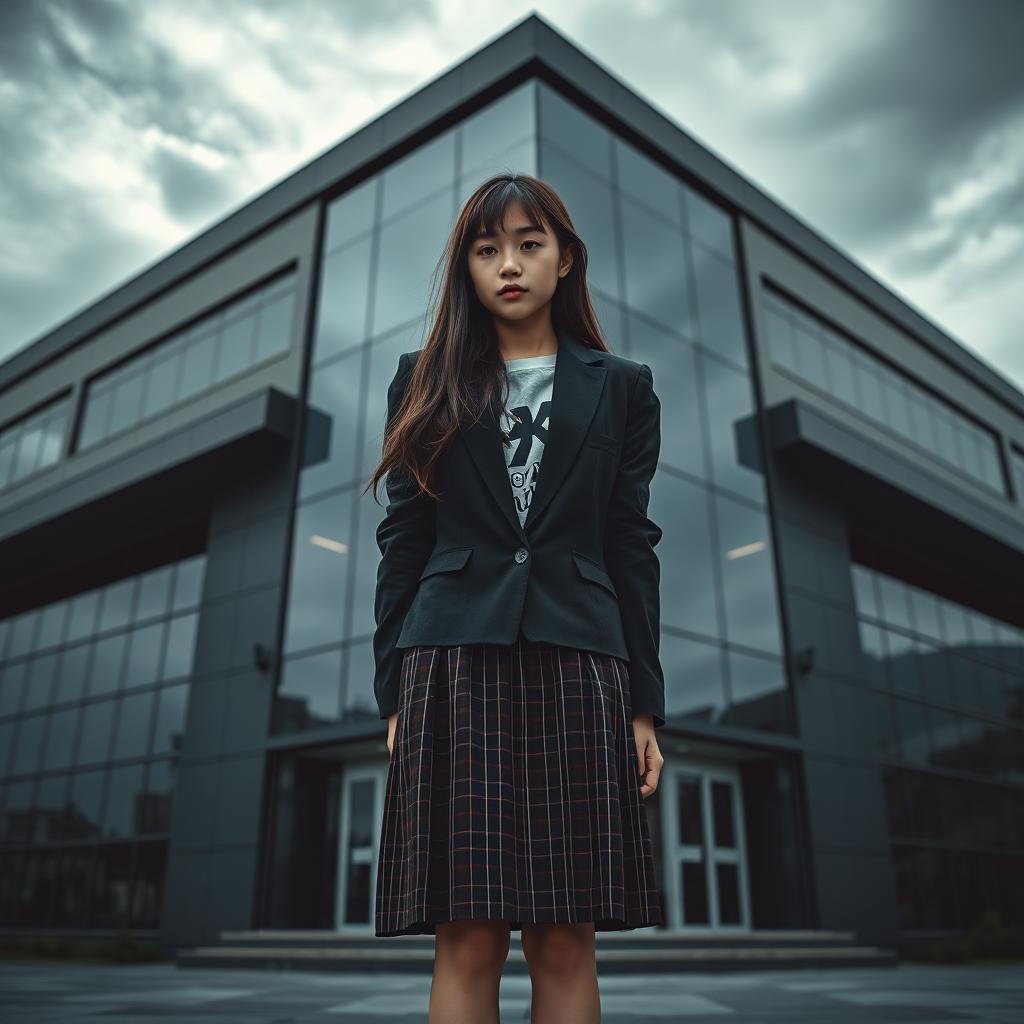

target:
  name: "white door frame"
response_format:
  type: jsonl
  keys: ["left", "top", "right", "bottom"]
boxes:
{"left": 334, "top": 759, "right": 389, "bottom": 931}
{"left": 659, "top": 756, "right": 752, "bottom": 931}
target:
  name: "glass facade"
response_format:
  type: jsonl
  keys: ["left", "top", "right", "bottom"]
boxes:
{"left": 276, "top": 82, "right": 538, "bottom": 732}
{"left": 763, "top": 285, "right": 1005, "bottom": 496}
{"left": 78, "top": 271, "right": 298, "bottom": 452}
{"left": 851, "top": 562, "right": 1024, "bottom": 930}
{"left": 277, "top": 80, "right": 788, "bottom": 738}
{"left": 0, "top": 555, "right": 204, "bottom": 928}
{"left": 538, "top": 92, "right": 786, "bottom": 732}
{"left": 0, "top": 394, "right": 70, "bottom": 493}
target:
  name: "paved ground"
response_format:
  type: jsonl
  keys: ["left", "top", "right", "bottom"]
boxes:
{"left": 1, "top": 960, "right": 1022, "bottom": 1022}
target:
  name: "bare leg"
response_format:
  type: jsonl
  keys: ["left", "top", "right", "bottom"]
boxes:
{"left": 521, "top": 922, "right": 599, "bottom": 1023}
{"left": 429, "top": 919, "right": 512, "bottom": 1024}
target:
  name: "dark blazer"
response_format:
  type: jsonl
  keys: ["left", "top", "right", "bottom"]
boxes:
{"left": 372, "top": 325, "right": 666, "bottom": 728}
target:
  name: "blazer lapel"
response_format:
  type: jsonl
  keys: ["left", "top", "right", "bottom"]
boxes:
{"left": 458, "top": 326, "right": 607, "bottom": 539}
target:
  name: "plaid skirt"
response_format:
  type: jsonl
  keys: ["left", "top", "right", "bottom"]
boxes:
{"left": 374, "top": 638, "right": 663, "bottom": 937}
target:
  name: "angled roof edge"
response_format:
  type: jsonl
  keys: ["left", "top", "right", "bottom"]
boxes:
{"left": 3, "top": 12, "right": 1021, "bottom": 419}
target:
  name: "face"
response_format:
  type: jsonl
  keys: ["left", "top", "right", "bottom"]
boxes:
{"left": 467, "top": 200, "right": 573, "bottom": 322}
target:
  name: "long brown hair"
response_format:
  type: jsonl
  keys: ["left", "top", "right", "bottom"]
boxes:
{"left": 364, "top": 171, "right": 610, "bottom": 505}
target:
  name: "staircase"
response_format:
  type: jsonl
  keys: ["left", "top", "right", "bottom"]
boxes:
{"left": 177, "top": 928, "right": 898, "bottom": 974}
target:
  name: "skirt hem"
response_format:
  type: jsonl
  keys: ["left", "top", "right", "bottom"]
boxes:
{"left": 375, "top": 907, "right": 664, "bottom": 938}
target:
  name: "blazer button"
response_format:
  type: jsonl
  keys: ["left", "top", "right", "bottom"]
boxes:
{"left": 514, "top": 547, "right": 529, "bottom": 563}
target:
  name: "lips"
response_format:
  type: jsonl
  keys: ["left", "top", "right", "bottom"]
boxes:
{"left": 499, "top": 285, "right": 526, "bottom": 295}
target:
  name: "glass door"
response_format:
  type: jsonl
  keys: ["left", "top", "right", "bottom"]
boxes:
{"left": 334, "top": 761, "right": 388, "bottom": 930}
{"left": 660, "top": 758, "right": 751, "bottom": 930}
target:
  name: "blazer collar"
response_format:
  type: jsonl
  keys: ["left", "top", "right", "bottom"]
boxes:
{"left": 458, "top": 325, "right": 607, "bottom": 540}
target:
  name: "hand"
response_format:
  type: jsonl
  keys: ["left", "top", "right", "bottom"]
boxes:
{"left": 632, "top": 713, "right": 663, "bottom": 798}
{"left": 386, "top": 712, "right": 398, "bottom": 756}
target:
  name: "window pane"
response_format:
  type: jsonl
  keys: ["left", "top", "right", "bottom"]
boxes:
{"left": 253, "top": 289, "right": 295, "bottom": 362}
{"left": 539, "top": 84, "right": 611, "bottom": 179}
{"left": 299, "top": 345, "right": 363, "bottom": 500}
{"left": 620, "top": 194, "right": 694, "bottom": 340}
{"left": 283, "top": 490, "right": 353, "bottom": 655}
{"left": 102, "top": 764, "right": 145, "bottom": 838}
{"left": 373, "top": 189, "right": 455, "bottom": 338}
{"left": 540, "top": 145, "right": 619, "bottom": 302}
{"left": 691, "top": 243, "right": 746, "bottom": 368}
{"left": 380, "top": 127, "right": 456, "bottom": 221}
{"left": 313, "top": 234, "right": 373, "bottom": 364}
{"left": 461, "top": 82, "right": 536, "bottom": 179}
{"left": 78, "top": 701, "right": 115, "bottom": 765}
{"left": 112, "top": 692, "right": 155, "bottom": 760}
{"left": 324, "top": 176, "right": 377, "bottom": 253}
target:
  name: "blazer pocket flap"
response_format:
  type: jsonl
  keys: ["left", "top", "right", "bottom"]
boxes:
{"left": 587, "top": 431, "right": 619, "bottom": 454}
{"left": 419, "top": 545, "right": 473, "bottom": 580}
{"left": 572, "top": 550, "right": 618, "bottom": 597}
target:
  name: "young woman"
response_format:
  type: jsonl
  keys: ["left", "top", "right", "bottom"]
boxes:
{"left": 366, "top": 172, "right": 665, "bottom": 1023}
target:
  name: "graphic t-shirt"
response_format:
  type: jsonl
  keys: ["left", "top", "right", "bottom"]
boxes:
{"left": 500, "top": 351, "right": 557, "bottom": 528}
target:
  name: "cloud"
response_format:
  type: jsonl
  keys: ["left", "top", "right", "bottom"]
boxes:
{"left": 0, "top": 0, "right": 1021, "bottom": 397}
{"left": 574, "top": 0, "right": 1024, "bottom": 389}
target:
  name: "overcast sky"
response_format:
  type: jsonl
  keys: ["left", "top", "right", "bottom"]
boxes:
{"left": 1, "top": 0, "right": 1021, "bottom": 393}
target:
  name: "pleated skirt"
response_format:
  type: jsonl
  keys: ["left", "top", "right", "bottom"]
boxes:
{"left": 374, "top": 637, "right": 663, "bottom": 937}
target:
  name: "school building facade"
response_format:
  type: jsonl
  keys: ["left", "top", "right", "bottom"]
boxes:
{"left": 1, "top": 15, "right": 1021, "bottom": 957}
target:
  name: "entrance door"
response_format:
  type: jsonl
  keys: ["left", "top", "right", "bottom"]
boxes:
{"left": 660, "top": 758, "right": 751, "bottom": 930}
{"left": 335, "top": 761, "right": 389, "bottom": 930}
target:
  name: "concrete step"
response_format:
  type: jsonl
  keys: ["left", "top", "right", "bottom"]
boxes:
{"left": 177, "top": 932, "right": 899, "bottom": 974}
{"left": 210, "top": 927, "right": 867, "bottom": 948}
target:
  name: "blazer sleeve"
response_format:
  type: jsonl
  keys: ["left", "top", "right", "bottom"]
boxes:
{"left": 603, "top": 362, "right": 666, "bottom": 729}
{"left": 372, "top": 352, "right": 436, "bottom": 720}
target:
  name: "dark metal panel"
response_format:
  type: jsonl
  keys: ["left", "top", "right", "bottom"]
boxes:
{"left": 767, "top": 396, "right": 1024, "bottom": 568}
{"left": 0, "top": 387, "right": 298, "bottom": 582}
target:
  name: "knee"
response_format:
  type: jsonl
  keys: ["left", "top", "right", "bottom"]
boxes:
{"left": 435, "top": 920, "right": 510, "bottom": 975}
{"left": 521, "top": 924, "right": 595, "bottom": 977}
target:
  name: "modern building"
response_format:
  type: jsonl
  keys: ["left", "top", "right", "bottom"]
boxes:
{"left": 1, "top": 14, "right": 1020, "bottom": 959}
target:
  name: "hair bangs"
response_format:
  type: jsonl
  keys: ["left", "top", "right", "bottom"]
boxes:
{"left": 468, "top": 178, "right": 549, "bottom": 248}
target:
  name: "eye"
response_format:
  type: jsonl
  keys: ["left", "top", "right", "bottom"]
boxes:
{"left": 476, "top": 240, "right": 542, "bottom": 257}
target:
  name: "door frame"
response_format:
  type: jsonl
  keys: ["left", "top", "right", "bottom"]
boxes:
{"left": 659, "top": 756, "right": 752, "bottom": 931}
{"left": 334, "top": 759, "right": 389, "bottom": 932}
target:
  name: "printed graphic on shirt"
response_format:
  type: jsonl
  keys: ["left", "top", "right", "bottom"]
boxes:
{"left": 503, "top": 399, "right": 550, "bottom": 521}
{"left": 500, "top": 351, "right": 557, "bottom": 528}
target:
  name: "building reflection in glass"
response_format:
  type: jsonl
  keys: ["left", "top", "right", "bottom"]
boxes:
{"left": 279, "top": 80, "right": 789, "bottom": 737}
